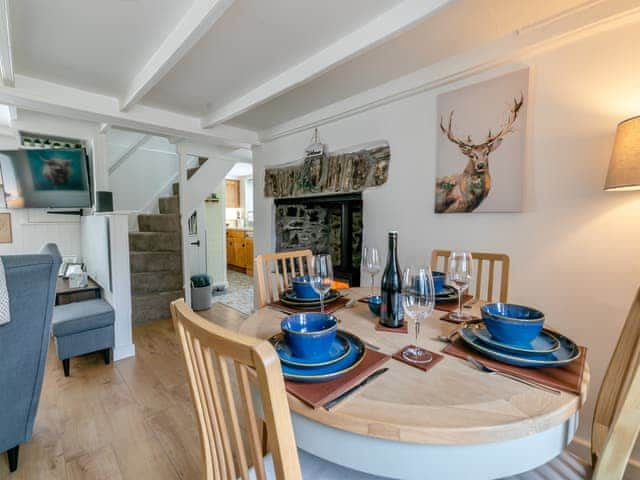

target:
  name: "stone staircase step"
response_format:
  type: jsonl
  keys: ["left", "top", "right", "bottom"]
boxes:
{"left": 187, "top": 167, "right": 199, "bottom": 179}
{"left": 138, "top": 213, "right": 179, "bottom": 232}
{"left": 129, "top": 232, "right": 181, "bottom": 252}
{"left": 159, "top": 196, "right": 179, "bottom": 214}
{"left": 131, "top": 272, "right": 183, "bottom": 295}
{"left": 172, "top": 182, "right": 179, "bottom": 196}
{"left": 130, "top": 252, "right": 182, "bottom": 273}
{"left": 132, "top": 290, "right": 183, "bottom": 325}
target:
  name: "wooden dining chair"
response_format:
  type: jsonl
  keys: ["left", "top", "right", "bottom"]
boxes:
{"left": 254, "top": 250, "right": 313, "bottom": 308}
{"left": 171, "top": 299, "right": 384, "bottom": 480}
{"left": 511, "top": 287, "right": 640, "bottom": 479}
{"left": 431, "top": 249, "right": 510, "bottom": 303}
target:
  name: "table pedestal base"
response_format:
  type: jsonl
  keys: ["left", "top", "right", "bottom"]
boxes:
{"left": 292, "top": 412, "right": 579, "bottom": 480}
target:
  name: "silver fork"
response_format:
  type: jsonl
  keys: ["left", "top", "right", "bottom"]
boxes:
{"left": 466, "top": 356, "right": 561, "bottom": 395}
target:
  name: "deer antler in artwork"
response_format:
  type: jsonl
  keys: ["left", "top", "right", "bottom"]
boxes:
{"left": 484, "top": 95, "right": 524, "bottom": 146}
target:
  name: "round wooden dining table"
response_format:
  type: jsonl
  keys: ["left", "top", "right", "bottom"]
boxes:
{"left": 239, "top": 287, "right": 590, "bottom": 479}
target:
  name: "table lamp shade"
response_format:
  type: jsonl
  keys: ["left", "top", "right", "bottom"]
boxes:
{"left": 604, "top": 116, "right": 640, "bottom": 191}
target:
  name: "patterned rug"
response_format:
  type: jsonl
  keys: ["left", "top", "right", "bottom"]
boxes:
{"left": 211, "top": 270, "right": 254, "bottom": 315}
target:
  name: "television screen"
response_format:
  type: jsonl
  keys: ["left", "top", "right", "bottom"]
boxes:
{"left": 0, "top": 149, "right": 92, "bottom": 208}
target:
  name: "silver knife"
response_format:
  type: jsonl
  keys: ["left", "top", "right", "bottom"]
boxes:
{"left": 324, "top": 368, "right": 389, "bottom": 410}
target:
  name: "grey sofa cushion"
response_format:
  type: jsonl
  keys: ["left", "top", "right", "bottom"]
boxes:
{"left": 52, "top": 299, "right": 114, "bottom": 337}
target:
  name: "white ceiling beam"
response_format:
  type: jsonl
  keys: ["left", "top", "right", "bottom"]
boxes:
{"left": 200, "top": 0, "right": 452, "bottom": 128}
{"left": 108, "top": 134, "right": 151, "bottom": 175}
{"left": 0, "top": 0, "right": 14, "bottom": 87}
{"left": 0, "top": 75, "right": 258, "bottom": 148}
{"left": 120, "top": 0, "right": 234, "bottom": 111}
{"left": 258, "top": 0, "right": 640, "bottom": 142}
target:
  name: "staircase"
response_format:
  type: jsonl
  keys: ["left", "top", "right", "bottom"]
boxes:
{"left": 129, "top": 157, "right": 208, "bottom": 324}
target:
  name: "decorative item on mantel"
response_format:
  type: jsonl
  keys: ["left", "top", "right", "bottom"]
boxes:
{"left": 604, "top": 115, "right": 640, "bottom": 191}
{"left": 264, "top": 129, "right": 390, "bottom": 198}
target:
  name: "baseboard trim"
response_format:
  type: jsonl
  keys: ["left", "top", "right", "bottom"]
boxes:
{"left": 113, "top": 343, "right": 135, "bottom": 361}
{"left": 568, "top": 435, "right": 640, "bottom": 479}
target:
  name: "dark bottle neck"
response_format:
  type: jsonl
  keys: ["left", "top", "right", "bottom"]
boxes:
{"left": 387, "top": 233, "right": 398, "bottom": 266}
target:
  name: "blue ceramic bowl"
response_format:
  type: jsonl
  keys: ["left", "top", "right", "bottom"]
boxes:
{"left": 292, "top": 276, "right": 320, "bottom": 300}
{"left": 433, "top": 271, "right": 446, "bottom": 295}
{"left": 481, "top": 303, "right": 545, "bottom": 346}
{"left": 281, "top": 313, "right": 337, "bottom": 359}
{"left": 368, "top": 295, "right": 382, "bottom": 316}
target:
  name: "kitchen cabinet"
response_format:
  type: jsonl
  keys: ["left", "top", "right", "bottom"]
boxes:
{"left": 226, "top": 229, "right": 253, "bottom": 276}
{"left": 225, "top": 180, "right": 240, "bottom": 208}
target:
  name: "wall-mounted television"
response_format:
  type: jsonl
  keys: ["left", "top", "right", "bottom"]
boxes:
{"left": 0, "top": 148, "right": 92, "bottom": 208}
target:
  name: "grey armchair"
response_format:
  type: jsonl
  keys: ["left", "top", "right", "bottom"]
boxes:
{"left": 0, "top": 244, "right": 60, "bottom": 472}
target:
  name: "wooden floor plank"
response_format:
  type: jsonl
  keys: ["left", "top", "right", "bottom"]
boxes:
{"left": 65, "top": 445, "right": 123, "bottom": 480}
{"left": 145, "top": 404, "right": 203, "bottom": 480}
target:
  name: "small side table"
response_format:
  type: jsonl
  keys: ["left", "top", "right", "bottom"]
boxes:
{"left": 55, "top": 277, "right": 101, "bottom": 306}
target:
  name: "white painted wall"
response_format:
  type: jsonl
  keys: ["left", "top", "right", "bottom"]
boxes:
{"left": 108, "top": 133, "right": 178, "bottom": 213}
{"left": 205, "top": 181, "right": 227, "bottom": 289}
{"left": 253, "top": 19, "right": 640, "bottom": 466}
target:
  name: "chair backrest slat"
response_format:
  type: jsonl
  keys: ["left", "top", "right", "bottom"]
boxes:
{"left": 236, "top": 362, "right": 267, "bottom": 480}
{"left": 487, "top": 260, "right": 495, "bottom": 302}
{"left": 255, "top": 250, "right": 314, "bottom": 307}
{"left": 591, "top": 288, "right": 640, "bottom": 479}
{"left": 431, "top": 250, "right": 510, "bottom": 303}
{"left": 171, "top": 300, "right": 303, "bottom": 480}
{"left": 214, "top": 353, "right": 249, "bottom": 479}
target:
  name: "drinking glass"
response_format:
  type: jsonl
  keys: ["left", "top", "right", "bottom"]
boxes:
{"left": 310, "top": 254, "right": 334, "bottom": 313}
{"left": 362, "top": 246, "right": 381, "bottom": 297}
{"left": 447, "top": 252, "right": 473, "bottom": 320}
{"left": 401, "top": 266, "right": 435, "bottom": 363}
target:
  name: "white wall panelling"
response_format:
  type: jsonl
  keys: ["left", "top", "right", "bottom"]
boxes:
{"left": 101, "top": 213, "right": 134, "bottom": 361}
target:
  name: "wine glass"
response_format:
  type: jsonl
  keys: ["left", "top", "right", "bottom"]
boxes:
{"left": 401, "top": 266, "right": 435, "bottom": 363}
{"left": 447, "top": 252, "right": 473, "bottom": 320}
{"left": 362, "top": 246, "right": 381, "bottom": 298}
{"left": 310, "top": 254, "right": 333, "bottom": 313}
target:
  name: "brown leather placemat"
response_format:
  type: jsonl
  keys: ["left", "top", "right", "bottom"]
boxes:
{"left": 375, "top": 321, "right": 408, "bottom": 333}
{"left": 285, "top": 349, "right": 390, "bottom": 408}
{"left": 393, "top": 346, "right": 444, "bottom": 371}
{"left": 269, "top": 296, "right": 349, "bottom": 315}
{"left": 435, "top": 294, "right": 473, "bottom": 312}
{"left": 440, "top": 312, "right": 482, "bottom": 324}
{"left": 442, "top": 338, "right": 587, "bottom": 395}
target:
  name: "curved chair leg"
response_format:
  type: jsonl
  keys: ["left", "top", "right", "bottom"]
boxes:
{"left": 8, "top": 445, "right": 19, "bottom": 472}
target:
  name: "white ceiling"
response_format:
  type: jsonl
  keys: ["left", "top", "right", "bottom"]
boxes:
{"left": 226, "top": 161, "right": 252, "bottom": 178}
{"left": 141, "top": 0, "right": 404, "bottom": 116}
{"left": 12, "top": 0, "right": 195, "bottom": 96}
{"left": 1, "top": 0, "right": 626, "bottom": 147}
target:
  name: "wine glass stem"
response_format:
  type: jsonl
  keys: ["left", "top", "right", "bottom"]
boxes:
{"left": 458, "top": 288, "right": 463, "bottom": 317}
{"left": 370, "top": 274, "right": 375, "bottom": 297}
{"left": 414, "top": 318, "right": 420, "bottom": 348}
{"left": 320, "top": 295, "right": 324, "bottom": 313}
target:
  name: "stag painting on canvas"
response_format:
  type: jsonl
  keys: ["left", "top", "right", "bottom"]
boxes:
{"left": 435, "top": 69, "right": 529, "bottom": 213}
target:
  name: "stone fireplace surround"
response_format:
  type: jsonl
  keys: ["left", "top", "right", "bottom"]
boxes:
{"left": 274, "top": 193, "right": 362, "bottom": 286}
